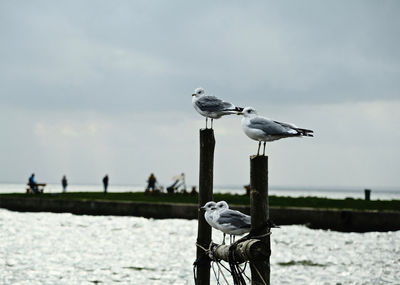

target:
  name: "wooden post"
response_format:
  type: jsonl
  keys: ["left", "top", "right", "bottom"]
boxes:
{"left": 250, "top": 155, "right": 270, "bottom": 285}
{"left": 196, "top": 129, "right": 215, "bottom": 285}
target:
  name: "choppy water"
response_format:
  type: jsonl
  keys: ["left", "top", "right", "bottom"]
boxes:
{"left": 1, "top": 209, "right": 399, "bottom": 284}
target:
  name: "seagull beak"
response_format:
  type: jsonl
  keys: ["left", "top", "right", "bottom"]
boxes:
{"left": 192, "top": 94, "right": 196, "bottom": 96}
{"left": 236, "top": 107, "right": 244, "bottom": 115}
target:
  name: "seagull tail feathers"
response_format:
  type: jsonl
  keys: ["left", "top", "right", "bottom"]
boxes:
{"left": 296, "top": 128, "right": 314, "bottom": 137}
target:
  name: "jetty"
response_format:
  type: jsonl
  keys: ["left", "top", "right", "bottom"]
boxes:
{"left": 0, "top": 193, "right": 399, "bottom": 233}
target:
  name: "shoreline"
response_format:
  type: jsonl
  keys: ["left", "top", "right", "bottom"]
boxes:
{"left": 1, "top": 194, "right": 399, "bottom": 232}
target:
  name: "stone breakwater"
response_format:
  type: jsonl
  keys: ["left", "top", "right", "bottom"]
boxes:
{"left": 0, "top": 197, "right": 399, "bottom": 232}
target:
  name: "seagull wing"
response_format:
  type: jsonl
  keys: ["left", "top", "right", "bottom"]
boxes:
{"left": 217, "top": 210, "right": 251, "bottom": 229}
{"left": 249, "top": 117, "right": 297, "bottom": 136}
{"left": 195, "top": 96, "right": 236, "bottom": 113}
{"left": 273, "top": 120, "right": 314, "bottom": 137}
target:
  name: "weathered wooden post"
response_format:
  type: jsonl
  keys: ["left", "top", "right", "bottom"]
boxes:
{"left": 250, "top": 155, "right": 270, "bottom": 285}
{"left": 196, "top": 128, "right": 215, "bottom": 285}
{"left": 209, "top": 154, "right": 270, "bottom": 284}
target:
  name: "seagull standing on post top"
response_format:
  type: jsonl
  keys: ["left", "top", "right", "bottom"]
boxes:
{"left": 240, "top": 107, "right": 313, "bottom": 156}
{"left": 192, "top": 87, "right": 243, "bottom": 129}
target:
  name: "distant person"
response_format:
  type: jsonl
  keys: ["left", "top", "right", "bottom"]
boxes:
{"left": 243, "top": 184, "right": 250, "bottom": 196}
{"left": 103, "top": 175, "right": 109, "bottom": 193}
{"left": 167, "top": 179, "right": 179, "bottom": 194}
{"left": 167, "top": 173, "right": 185, "bottom": 194}
{"left": 28, "top": 173, "right": 39, "bottom": 194}
{"left": 146, "top": 173, "right": 157, "bottom": 192}
{"left": 61, "top": 175, "right": 68, "bottom": 193}
{"left": 191, "top": 186, "right": 197, "bottom": 196}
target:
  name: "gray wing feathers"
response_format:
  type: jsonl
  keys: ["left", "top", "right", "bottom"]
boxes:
{"left": 217, "top": 211, "right": 251, "bottom": 229}
{"left": 196, "top": 96, "right": 235, "bottom": 112}
{"left": 273, "top": 120, "right": 314, "bottom": 137}
{"left": 249, "top": 117, "right": 293, "bottom": 136}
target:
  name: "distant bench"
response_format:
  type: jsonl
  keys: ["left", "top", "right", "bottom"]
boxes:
{"left": 26, "top": 183, "right": 47, "bottom": 194}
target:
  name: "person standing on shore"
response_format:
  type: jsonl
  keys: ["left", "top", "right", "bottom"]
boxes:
{"left": 61, "top": 175, "right": 68, "bottom": 193}
{"left": 146, "top": 173, "right": 157, "bottom": 192}
{"left": 28, "top": 173, "right": 39, "bottom": 194}
{"left": 103, "top": 175, "right": 109, "bottom": 193}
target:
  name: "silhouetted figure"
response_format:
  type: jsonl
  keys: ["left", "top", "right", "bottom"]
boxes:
{"left": 167, "top": 179, "right": 179, "bottom": 194}
{"left": 28, "top": 173, "right": 39, "bottom": 194}
{"left": 61, "top": 175, "right": 68, "bottom": 193}
{"left": 146, "top": 173, "right": 157, "bottom": 192}
{"left": 103, "top": 175, "right": 109, "bottom": 193}
{"left": 244, "top": 184, "right": 250, "bottom": 196}
{"left": 191, "top": 186, "right": 197, "bottom": 196}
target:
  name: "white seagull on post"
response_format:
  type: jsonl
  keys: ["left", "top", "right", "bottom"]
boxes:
{"left": 214, "top": 201, "right": 251, "bottom": 243}
{"left": 240, "top": 107, "right": 313, "bottom": 156}
{"left": 192, "top": 87, "right": 243, "bottom": 129}
{"left": 203, "top": 200, "right": 251, "bottom": 244}
{"left": 202, "top": 201, "right": 219, "bottom": 229}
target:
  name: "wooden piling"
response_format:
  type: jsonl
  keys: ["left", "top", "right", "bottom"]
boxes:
{"left": 196, "top": 128, "right": 215, "bottom": 285}
{"left": 250, "top": 155, "right": 270, "bottom": 285}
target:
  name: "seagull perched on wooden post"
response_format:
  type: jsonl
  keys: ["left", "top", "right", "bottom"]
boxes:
{"left": 240, "top": 107, "right": 313, "bottom": 156}
{"left": 202, "top": 201, "right": 219, "bottom": 229}
{"left": 192, "top": 87, "right": 243, "bottom": 129}
{"left": 203, "top": 200, "right": 251, "bottom": 244}
{"left": 214, "top": 201, "right": 251, "bottom": 244}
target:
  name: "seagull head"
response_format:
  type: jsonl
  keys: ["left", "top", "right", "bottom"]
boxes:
{"left": 216, "top": 201, "right": 229, "bottom": 211}
{"left": 241, "top": 107, "right": 258, "bottom": 118}
{"left": 201, "top": 201, "right": 217, "bottom": 212}
{"left": 192, "top": 87, "right": 205, "bottom": 98}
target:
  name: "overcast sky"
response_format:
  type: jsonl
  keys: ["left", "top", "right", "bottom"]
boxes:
{"left": 1, "top": 1, "right": 399, "bottom": 190}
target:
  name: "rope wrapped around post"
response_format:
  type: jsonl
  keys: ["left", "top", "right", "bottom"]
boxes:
{"left": 209, "top": 236, "right": 270, "bottom": 264}
{"left": 207, "top": 231, "right": 271, "bottom": 285}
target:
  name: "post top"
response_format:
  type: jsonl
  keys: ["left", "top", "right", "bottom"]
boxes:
{"left": 200, "top": 128, "right": 214, "bottom": 134}
{"left": 250, "top": 155, "right": 268, "bottom": 160}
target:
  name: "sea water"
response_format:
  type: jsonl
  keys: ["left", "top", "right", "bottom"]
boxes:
{"left": 1, "top": 209, "right": 399, "bottom": 285}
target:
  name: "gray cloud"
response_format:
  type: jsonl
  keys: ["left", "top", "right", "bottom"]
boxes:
{"left": 2, "top": 1, "right": 399, "bottom": 111}
{"left": 0, "top": 1, "right": 399, "bottom": 188}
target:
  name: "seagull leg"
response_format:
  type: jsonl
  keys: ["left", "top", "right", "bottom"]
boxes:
{"left": 222, "top": 233, "right": 226, "bottom": 245}
{"left": 257, "top": 141, "right": 261, "bottom": 156}
{"left": 205, "top": 117, "right": 208, "bottom": 129}
{"left": 263, "top": 141, "right": 266, "bottom": 156}
{"left": 211, "top": 118, "right": 214, "bottom": 129}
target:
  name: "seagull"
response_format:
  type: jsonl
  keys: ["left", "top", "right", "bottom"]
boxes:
{"left": 202, "top": 201, "right": 219, "bottom": 229}
{"left": 214, "top": 201, "right": 251, "bottom": 244}
{"left": 202, "top": 200, "right": 249, "bottom": 244}
{"left": 192, "top": 87, "right": 243, "bottom": 129}
{"left": 240, "top": 107, "right": 313, "bottom": 156}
